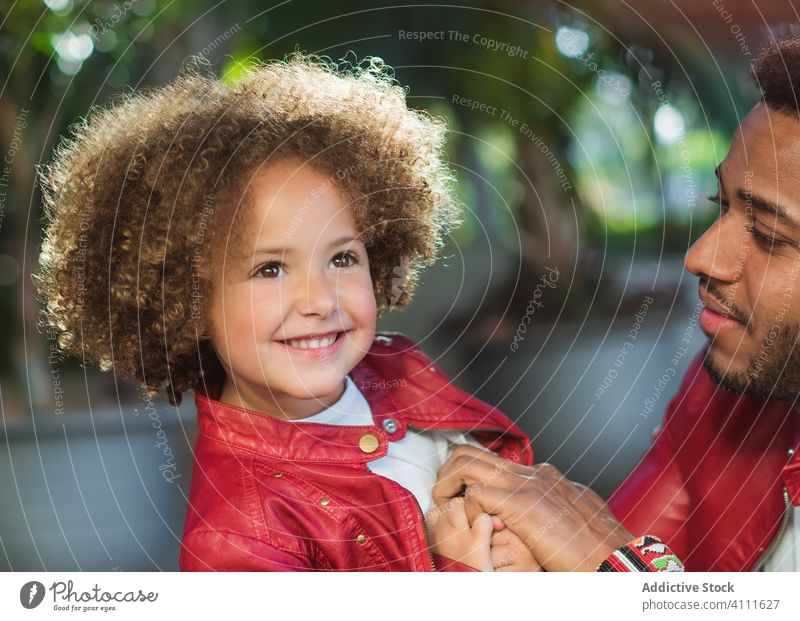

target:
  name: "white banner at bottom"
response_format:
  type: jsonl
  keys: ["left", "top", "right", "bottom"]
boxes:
{"left": 0, "top": 572, "right": 797, "bottom": 621}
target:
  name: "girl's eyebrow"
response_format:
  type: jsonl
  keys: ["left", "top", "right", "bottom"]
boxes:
{"left": 253, "top": 235, "right": 361, "bottom": 257}
{"left": 327, "top": 235, "right": 361, "bottom": 248}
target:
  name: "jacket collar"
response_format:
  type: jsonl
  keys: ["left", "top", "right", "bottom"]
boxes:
{"left": 193, "top": 333, "right": 529, "bottom": 465}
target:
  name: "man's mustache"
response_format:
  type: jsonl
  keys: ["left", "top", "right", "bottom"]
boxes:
{"left": 700, "top": 278, "right": 750, "bottom": 324}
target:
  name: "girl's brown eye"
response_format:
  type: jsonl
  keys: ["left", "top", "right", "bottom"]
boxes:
{"left": 332, "top": 251, "right": 357, "bottom": 268}
{"left": 256, "top": 262, "right": 283, "bottom": 278}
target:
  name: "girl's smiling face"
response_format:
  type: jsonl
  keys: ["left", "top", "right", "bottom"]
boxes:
{"left": 207, "top": 160, "right": 377, "bottom": 419}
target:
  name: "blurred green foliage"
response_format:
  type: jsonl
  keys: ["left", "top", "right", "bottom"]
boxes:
{"left": 1, "top": 0, "right": 752, "bottom": 413}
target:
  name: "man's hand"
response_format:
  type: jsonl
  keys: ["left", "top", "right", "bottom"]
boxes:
{"left": 432, "top": 445, "right": 633, "bottom": 571}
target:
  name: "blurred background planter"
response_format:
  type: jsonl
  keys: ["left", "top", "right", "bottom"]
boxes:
{"left": 0, "top": 401, "right": 196, "bottom": 571}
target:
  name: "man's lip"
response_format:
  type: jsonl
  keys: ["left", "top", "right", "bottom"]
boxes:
{"left": 698, "top": 292, "right": 742, "bottom": 323}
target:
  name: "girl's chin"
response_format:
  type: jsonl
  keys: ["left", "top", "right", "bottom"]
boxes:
{"left": 287, "top": 378, "right": 348, "bottom": 402}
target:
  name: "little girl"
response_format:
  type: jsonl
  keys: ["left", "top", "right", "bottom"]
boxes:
{"left": 35, "top": 55, "right": 537, "bottom": 571}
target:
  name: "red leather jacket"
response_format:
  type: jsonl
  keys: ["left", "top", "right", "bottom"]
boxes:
{"left": 609, "top": 351, "right": 800, "bottom": 571}
{"left": 179, "top": 333, "right": 533, "bottom": 571}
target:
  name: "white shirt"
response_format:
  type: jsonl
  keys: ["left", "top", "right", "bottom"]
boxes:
{"left": 298, "top": 375, "right": 483, "bottom": 514}
{"left": 762, "top": 505, "right": 800, "bottom": 571}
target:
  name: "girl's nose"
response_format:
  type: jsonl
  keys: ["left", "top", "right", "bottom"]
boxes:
{"left": 298, "top": 271, "right": 337, "bottom": 318}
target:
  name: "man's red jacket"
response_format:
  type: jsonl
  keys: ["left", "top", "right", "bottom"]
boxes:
{"left": 179, "top": 333, "right": 533, "bottom": 571}
{"left": 609, "top": 352, "right": 800, "bottom": 571}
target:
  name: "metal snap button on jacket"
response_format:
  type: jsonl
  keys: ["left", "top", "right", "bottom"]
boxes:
{"left": 382, "top": 418, "right": 398, "bottom": 434}
{"left": 359, "top": 433, "right": 379, "bottom": 453}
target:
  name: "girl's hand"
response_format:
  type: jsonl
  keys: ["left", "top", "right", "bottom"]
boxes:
{"left": 490, "top": 522, "right": 543, "bottom": 572}
{"left": 433, "top": 445, "right": 632, "bottom": 571}
{"left": 426, "top": 497, "right": 494, "bottom": 571}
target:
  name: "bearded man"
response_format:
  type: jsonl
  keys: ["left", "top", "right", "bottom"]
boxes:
{"left": 434, "top": 36, "right": 800, "bottom": 571}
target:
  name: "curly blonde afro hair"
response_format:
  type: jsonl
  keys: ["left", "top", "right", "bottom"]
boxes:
{"left": 35, "top": 55, "right": 461, "bottom": 405}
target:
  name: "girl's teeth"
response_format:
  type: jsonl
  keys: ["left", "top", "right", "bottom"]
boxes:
{"left": 287, "top": 334, "right": 336, "bottom": 349}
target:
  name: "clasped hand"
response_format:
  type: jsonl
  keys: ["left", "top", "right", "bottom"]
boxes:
{"left": 425, "top": 445, "right": 632, "bottom": 571}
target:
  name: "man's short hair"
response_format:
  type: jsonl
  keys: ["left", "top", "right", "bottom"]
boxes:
{"left": 753, "top": 35, "right": 800, "bottom": 116}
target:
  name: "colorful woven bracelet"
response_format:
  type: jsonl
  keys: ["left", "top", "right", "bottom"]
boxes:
{"left": 596, "top": 535, "right": 684, "bottom": 572}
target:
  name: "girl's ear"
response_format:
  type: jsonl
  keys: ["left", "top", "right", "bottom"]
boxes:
{"left": 195, "top": 314, "right": 213, "bottom": 341}
{"left": 197, "top": 324, "right": 212, "bottom": 341}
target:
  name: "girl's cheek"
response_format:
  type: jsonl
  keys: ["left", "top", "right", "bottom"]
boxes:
{"left": 213, "top": 284, "right": 262, "bottom": 331}
{"left": 345, "top": 273, "right": 378, "bottom": 307}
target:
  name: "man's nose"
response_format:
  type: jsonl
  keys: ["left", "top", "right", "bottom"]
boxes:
{"left": 684, "top": 214, "right": 744, "bottom": 283}
{"left": 297, "top": 270, "right": 337, "bottom": 318}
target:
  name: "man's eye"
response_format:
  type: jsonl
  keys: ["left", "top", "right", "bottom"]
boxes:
{"left": 751, "top": 228, "right": 784, "bottom": 250}
{"left": 255, "top": 262, "right": 284, "bottom": 278}
{"left": 331, "top": 251, "right": 358, "bottom": 268}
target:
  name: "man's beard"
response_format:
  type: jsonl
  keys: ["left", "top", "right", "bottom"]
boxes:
{"left": 703, "top": 322, "right": 800, "bottom": 400}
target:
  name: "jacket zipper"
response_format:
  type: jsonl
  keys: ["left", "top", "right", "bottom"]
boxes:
{"left": 409, "top": 489, "right": 438, "bottom": 572}
{"left": 751, "top": 486, "right": 791, "bottom": 571}
{"left": 380, "top": 477, "right": 436, "bottom": 571}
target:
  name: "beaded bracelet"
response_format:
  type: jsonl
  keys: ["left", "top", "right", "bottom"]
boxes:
{"left": 596, "top": 535, "right": 684, "bottom": 572}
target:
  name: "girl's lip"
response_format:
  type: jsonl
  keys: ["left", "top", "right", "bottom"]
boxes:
{"left": 276, "top": 331, "right": 347, "bottom": 358}
{"left": 278, "top": 329, "right": 342, "bottom": 342}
